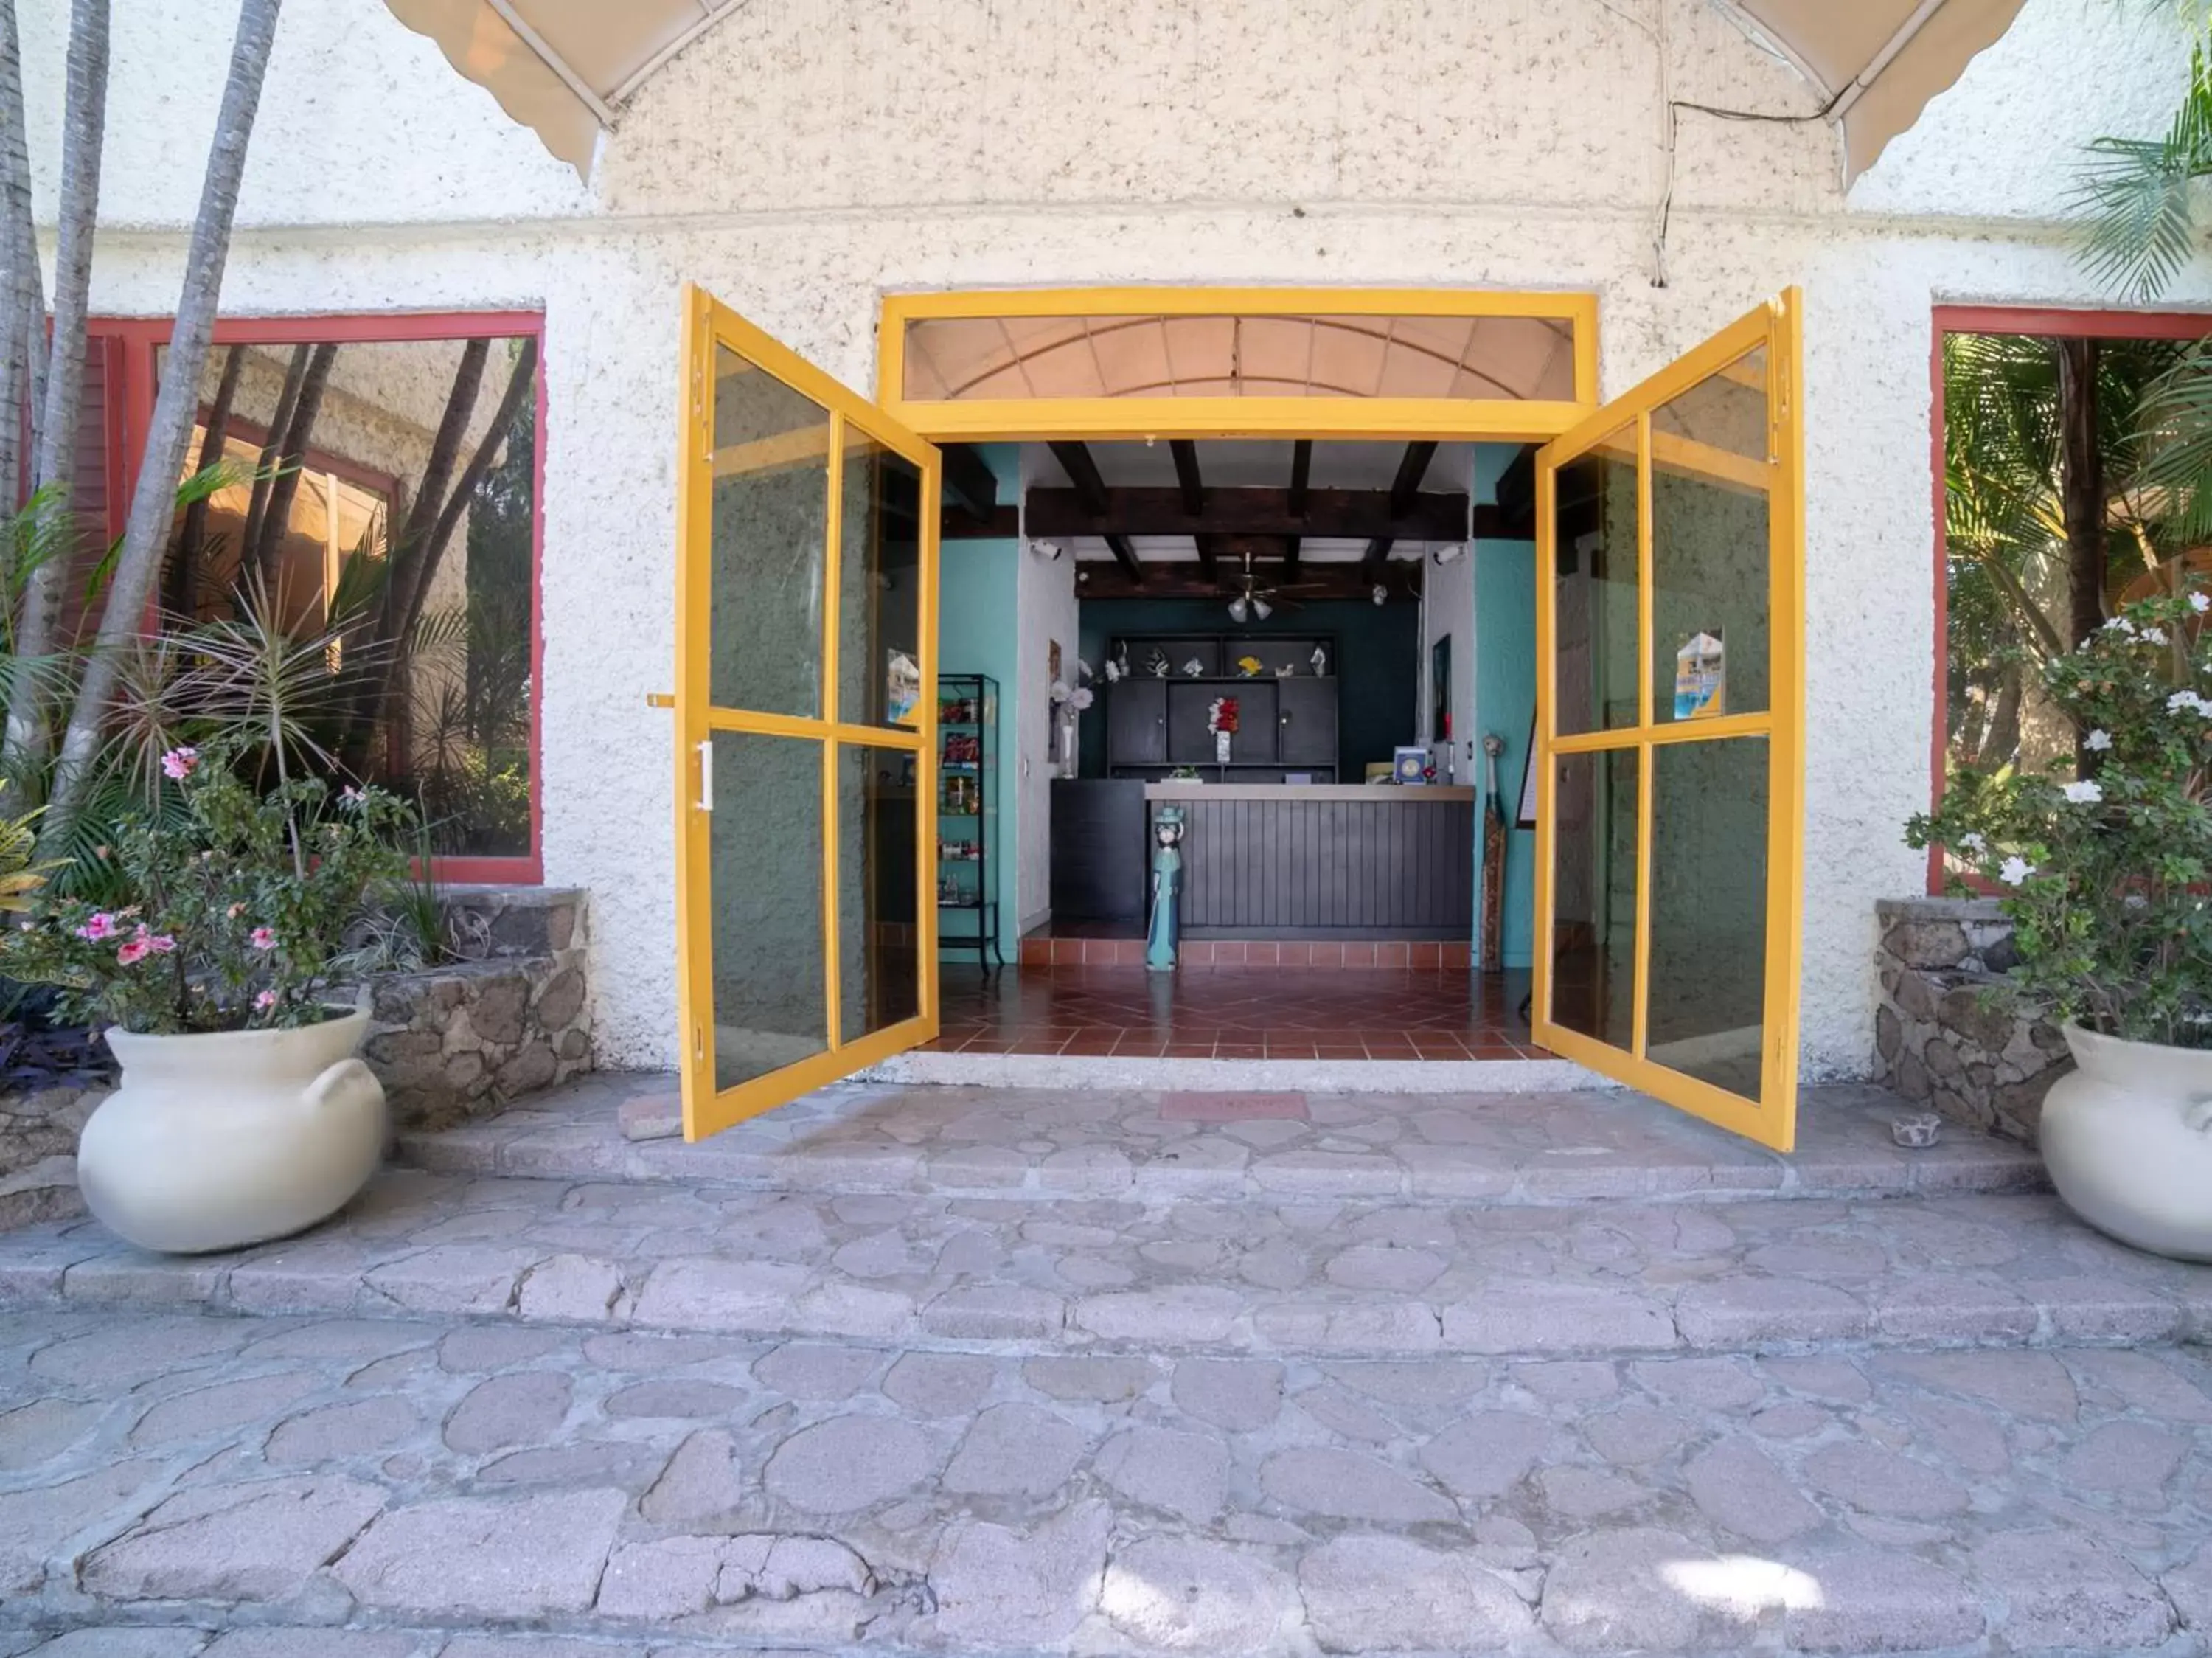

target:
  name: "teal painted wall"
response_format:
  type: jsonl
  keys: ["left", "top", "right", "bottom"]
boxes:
{"left": 935, "top": 445, "right": 1021, "bottom": 960}
{"left": 1077, "top": 598, "right": 1419, "bottom": 777}
{"left": 1473, "top": 444, "right": 1537, "bottom": 971}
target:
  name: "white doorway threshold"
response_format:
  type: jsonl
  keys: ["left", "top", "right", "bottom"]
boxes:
{"left": 864, "top": 1050, "right": 1613, "bottom": 1092}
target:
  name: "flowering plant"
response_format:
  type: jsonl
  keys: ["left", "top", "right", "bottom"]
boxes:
{"left": 1207, "top": 696, "right": 1240, "bottom": 735}
{"left": 1907, "top": 586, "right": 2212, "bottom": 1047}
{"left": 0, "top": 745, "right": 417, "bottom": 1036}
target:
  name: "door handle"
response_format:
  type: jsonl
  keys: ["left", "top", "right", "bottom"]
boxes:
{"left": 696, "top": 739, "right": 714, "bottom": 812}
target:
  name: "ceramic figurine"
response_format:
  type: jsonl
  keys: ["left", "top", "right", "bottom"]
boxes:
{"left": 1147, "top": 648, "right": 1170, "bottom": 678}
{"left": 1182, "top": 657, "right": 1204, "bottom": 677}
{"left": 1236, "top": 655, "right": 1262, "bottom": 678}
{"left": 1145, "top": 811, "right": 1186, "bottom": 971}
{"left": 1274, "top": 664, "right": 1294, "bottom": 677}
{"left": 1310, "top": 645, "right": 1328, "bottom": 676}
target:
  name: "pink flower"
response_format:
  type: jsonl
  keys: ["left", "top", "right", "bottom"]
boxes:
{"left": 226, "top": 903, "right": 243, "bottom": 920}
{"left": 143, "top": 933, "right": 175, "bottom": 954}
{"left": 74, "top": 912, "right": 118, "bottom": 942}
{"left": 249, "top": 926, "right": 277, "bottom": 951}
{"left": 160, "top": 746, "right": 198, "bottom": 782}
{"left": 116, "top": 938, "right": 150, "bottom": 966}
{"left": 254, "top": 989, "right": 277, "bottom": 1011}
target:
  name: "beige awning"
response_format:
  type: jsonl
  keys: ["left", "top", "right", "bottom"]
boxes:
{"left": 1719, "top": 0, "right": 2028, "bottom": 181}
{"left": 387, "top": 0, "right": 2025, "bottom": 184}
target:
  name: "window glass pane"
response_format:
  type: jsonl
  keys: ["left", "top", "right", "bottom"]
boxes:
{"left": 709, "top": 344, "right": 830, "bottom": 718}
{"left": 710, "top": 729, "right": 828, "bottom": 1089}
{"left": 836, "top": 433, "right": 923, "bottom": 729}
{"left": 902, "top": 311, "right": 1578, "bottom": 403}
{"left": 1553, "top": 427, "right": 1638, "bottom": 737}
{"left": 838, "top": 743, "right": 921, "bottom": 1043}
{"left": 1647, "top": 738, "right": 1768, "bottom": 1102}
{"left": 157, "top": 336, "right": 538, "bottom": 861}
{"left": 1550, "top": 748, "right": 1637, "bottom": 1050}
{"left": 1652, "top": 352, "right": 1770, "bottom": 725}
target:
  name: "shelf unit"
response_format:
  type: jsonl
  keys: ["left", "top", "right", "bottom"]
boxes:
{"left": 936, "top": 673, "right": 1002, "bottom": 973}
{"left": 1101, "top": 634, "right": 1340, "bottom": 781}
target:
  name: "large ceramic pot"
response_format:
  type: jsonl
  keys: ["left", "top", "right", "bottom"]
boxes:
{"left": 2039, "top": 1022, "right": 2212, "bottom": 1262}
{"left": 77, "top": 1008, "right": 386, "bottom": 1255}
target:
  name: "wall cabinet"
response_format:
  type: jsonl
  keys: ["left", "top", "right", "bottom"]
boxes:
{"left": 1102, "top": 634, "right": 1336, "bottom": 780}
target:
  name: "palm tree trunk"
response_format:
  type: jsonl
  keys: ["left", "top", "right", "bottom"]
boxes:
{"left": 0, "top": 0, "right": 42, "bottom": 518}
{"left": 44, "top": 0, "right": 285, "bottom": 843}
{"left": 165, "top": 340, "right": 245, "bottom": 617}
{"left": 245, "top": 339, "right": 335, "bottom": 596}
{"left": 2056, "top": 337, "right": 2105, "bottom": 771}
{"left": 1, "top": 0, "right": 108, "bottom": 798}
{"left": 239, "top": 340, "right": 306, "bottom": 558}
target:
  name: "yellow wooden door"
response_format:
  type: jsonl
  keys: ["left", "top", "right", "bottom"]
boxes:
{"left": 1531, "top": 291, "right": 1805, "bottom": 1151}
{"left": 674, "top": 284, "right": 942, "bottom": 1140}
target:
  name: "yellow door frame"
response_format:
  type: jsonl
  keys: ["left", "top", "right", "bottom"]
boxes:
{"left": 1529, "top": 290, "right": 1806, "bottom": 1151}
{"left": 877, "top": 286, "right": 1601, "bottom": 443}
{"left": 676, "top": 282, "right": 943, "bottom": 1142}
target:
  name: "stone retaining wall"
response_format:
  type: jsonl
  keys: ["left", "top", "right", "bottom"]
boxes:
{"left": 1872, "top": 896, "right": 2067, "bottom": 1145}
{"left": 0, "top": 885, "right": 594, "bottom": 1229}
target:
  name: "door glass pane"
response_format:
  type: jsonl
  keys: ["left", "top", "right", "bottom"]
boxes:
{"left": 837, "top": 434, "right": 925, "bottom": 729}
{"left": 1652, "top": 350, "right": 1770, "bottom": 724}
{"left": 709, "top": 730, "right": 828, "bottom": 1089}
{"left": 1554, "top": 427, "right": 1638, "bottom": 736}
{"left": 710, "top": 344, "right": 830, "bottom": 717}
{"left": 1550, "top": 748, "right": 1638, "bottom": 1050}
{"left": 838, "top": 744, "right": 922, "bottom": 1043}
{"left": 1647, "top": 737, "right": 1768, "bottom": 1101}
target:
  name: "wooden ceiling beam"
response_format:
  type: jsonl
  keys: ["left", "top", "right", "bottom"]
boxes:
{"left": 939, "top": 443, "right": 999, "bottom": 520}
{"left": 1048, "top": 440, "right": 1111, "bottom": 514}
{"left": 1288, "top": 439, "right": 1312, "bottom": 516}
{"left": 1025, "top": 486, "right": 1468, "bottom": 540}
{"left": 1103, "top": 533, "right": 1144, "bottom": 583}
{"left": 1360, "top": 536, "right": 1395, "bottom": 580}
{"left": 1076, "top": 560, "right": 1421, "bottom": 603}
{"left": 1388, "top": 440, "right": 1439, "bottom": 516}
{"left": 1170, "top": 439, "right": 1206, "bottom": 516}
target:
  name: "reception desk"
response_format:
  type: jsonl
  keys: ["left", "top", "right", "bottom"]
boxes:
{"left": 1145, "top": 783, "right": 1475, "bottom": 939}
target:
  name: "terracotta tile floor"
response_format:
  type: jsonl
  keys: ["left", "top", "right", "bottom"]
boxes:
{"left": 928, "top": 965, "right": 1545, "bottom": 1060}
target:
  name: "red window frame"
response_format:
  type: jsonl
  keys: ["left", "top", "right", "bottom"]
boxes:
{"left": 1927, "top": 304, "right": 2212, "bottom": 895}
{"left": 88, "top": 310, "right": 547, "bottom": 884}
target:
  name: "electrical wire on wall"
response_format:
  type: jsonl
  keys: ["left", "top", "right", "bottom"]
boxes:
{"left": 1596, "top": 0, "right": 1843, "bottom": 288}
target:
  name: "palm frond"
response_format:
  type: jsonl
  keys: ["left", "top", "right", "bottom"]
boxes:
{"left": 2074, "top": 42, "right": 2212, "bottom": 299}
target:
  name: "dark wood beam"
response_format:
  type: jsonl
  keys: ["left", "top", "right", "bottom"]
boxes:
{"left": 1288, "top": 439, "right": 1312, "bottom": 516}
{"left": 1389, "top": 440, "right": 1439, "bottom": 516}
{"left": 1025, "top": 485, "right": 1467, "bottom": 540}
{"left": 1103, "top": 533, "right": 1144, "bottom": 583}
{"left": 940, "top": 443, "right": 998, "bottom": 519}
{"left": 1191, "top": 531, "right": 1221, "bottom": 583}
{"left": 1284, "top": 533, "right": 1300, "bottom": 580}
{"left": 1048, "top": 441, "right": 1110, "bottom": 514}
{"left": 1360, "top": 536, "right": 1394, "bottom": 580}
{"left": 1492, "top": 443, "right": 1537, "bottom": 537}
{"left": 943, "top": 504, "right": 1020, "bottom": 539}
{"left": 1076, "top": 559, "right": 1419, "bottom": 603}
{"left": 1170, "top": 440, "right": 1206, "bottom": 516}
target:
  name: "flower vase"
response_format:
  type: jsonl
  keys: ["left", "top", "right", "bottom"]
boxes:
{"left": 1059, "top": 714, "right": 1079, "bottom": 779}
{"left": 1214, "top": 730, "right": 1231, "bottom": 764}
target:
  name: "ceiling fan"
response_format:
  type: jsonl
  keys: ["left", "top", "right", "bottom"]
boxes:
{"left": 1225, "top": 546, "right": 1298, "bottom": 622}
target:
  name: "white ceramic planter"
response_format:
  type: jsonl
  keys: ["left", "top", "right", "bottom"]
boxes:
{"left": 77, "top": 1009, "right": 386, "bottom": 1255}
{"left": 2039, "top": 1023, "right": 2212, "bottom": 1262}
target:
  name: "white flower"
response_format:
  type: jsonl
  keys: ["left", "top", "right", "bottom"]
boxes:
{"left": 2143, "top": 626, "right": 2171, "bottom": 646}
{"left": 2126, "top": 893, "right": 2149, "bottom": 909}
{"left": 1958, "top": 831, "right": 1987, "bottom": 855}
{"left": 1048, "top": 679, "right": 1071, "bottom": 705}
{"left": 2062, "top": 780, "right": 2104, "bottom": 804}
{"left": 1068, "top": 686, "right": 1094, "bottom": 711}
{"left": 2084, "top": 729, "right": 2112, "bottom": 752}
{"left": 1998, "top": 855, "right": 2035, "bottom": 887}
{"left": 2170, "top": 690, "right": 2212, "bottom": 718}
{"left": 2104, "top": 617, "right": 2138, "bottom": 637}
{"left": 2193, "top": 592, "right": 2210, "bottom": 614}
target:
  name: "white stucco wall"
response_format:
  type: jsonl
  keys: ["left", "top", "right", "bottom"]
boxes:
{"left": 1016, "top": 535, "right": 1079, "bottom": 936}
{"left": 25, "top": 0, "right": 2212, "bottom": 1080}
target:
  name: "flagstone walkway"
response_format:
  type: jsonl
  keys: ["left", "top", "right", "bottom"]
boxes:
{"left": 2, "top": 1078, "right": 2211, "bottom": 1655}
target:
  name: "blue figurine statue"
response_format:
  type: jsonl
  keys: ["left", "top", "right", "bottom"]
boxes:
{"left": 1145, "top": 808, "right": 1186, "bottom": 972}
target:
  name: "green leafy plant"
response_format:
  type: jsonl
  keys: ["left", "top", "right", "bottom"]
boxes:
{"left": 1908, "top": 586, "right": 2212, "bottom": 1047}
{"left": 0, "top": 742, "right": 417, "bottom": 1036}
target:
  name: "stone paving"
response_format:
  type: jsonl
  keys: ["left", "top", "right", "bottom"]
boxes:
{"left": 4, "top": 1309, "right": 2212, "bottom": 1653}
{"left": 4, "top": 1079, "right": 2212, "bottom": 1653}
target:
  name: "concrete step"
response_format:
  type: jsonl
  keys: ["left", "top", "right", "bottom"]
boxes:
{"left": 4, "top": 1303, "right": 2211, "bottom": 1656}
{"left": 398, "top": 1074, "right": 2049, "bottom": 1208}
{"left": 3, "top": 1162, "right": 2203, "bottom": 1361}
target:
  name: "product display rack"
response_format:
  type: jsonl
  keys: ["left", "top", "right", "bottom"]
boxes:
{"left": 936, "top": 673, "right": 1001, "bottom": 973}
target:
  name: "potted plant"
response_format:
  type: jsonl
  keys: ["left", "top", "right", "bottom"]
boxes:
{"left": 1908, "top": 585, "right": 2212, "bottom": 1260}
{"left": 0, "top": 744, "right": 417, "bottom": 1253}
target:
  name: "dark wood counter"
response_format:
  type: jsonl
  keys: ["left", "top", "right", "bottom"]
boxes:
{"left": 1145, "top": 783, "right": 1475, "bottom": 939}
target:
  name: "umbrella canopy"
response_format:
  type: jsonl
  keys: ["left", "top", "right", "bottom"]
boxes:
{"left": 384, "top": 0, "right": 2025, "bottom": 182}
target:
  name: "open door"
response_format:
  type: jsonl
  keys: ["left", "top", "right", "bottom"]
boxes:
{"left": 1532, "top": 291, "right": 1804, "bottom": 1151}
{"left": 675, "top": 285, "right": 942, "bottom": 1140}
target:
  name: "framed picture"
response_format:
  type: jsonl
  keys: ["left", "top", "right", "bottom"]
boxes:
{"left": 1430, "top": 635, "right": 1451, "bottom": 745}
{"left": 1046, "top": 639, "right": 1063, "bottom": 763}
{"left": 1516, "top": 710, "right": 1538, "bottom": 829}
